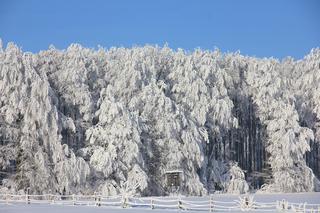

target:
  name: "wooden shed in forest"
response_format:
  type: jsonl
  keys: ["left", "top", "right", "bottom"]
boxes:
{"left": 164, "top": 170, "right": 183, "bottom": 193}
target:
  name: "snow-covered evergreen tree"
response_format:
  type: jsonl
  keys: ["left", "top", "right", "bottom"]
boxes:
{"left": 0, "top": 41, "right": 319, "bottom": 195}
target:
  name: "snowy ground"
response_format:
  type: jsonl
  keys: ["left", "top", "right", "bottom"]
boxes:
{"left": 1, "top": 192, "right": 320, "bottom": 213}
{"left": 1, "top": 204, "right": 181, "bottom": 213}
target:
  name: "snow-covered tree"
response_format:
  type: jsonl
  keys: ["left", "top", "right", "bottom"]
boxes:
{"left": 0, "top": 41, "right": 319, "bottom": 196}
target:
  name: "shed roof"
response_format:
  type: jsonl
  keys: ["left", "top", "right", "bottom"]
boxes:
{"left": 165, "top": 170, "right": 183, "bottom": 174}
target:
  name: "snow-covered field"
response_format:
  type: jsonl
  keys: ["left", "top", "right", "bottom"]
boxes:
{"left": 1, "top": 193, "right": 320, "bottom": 213}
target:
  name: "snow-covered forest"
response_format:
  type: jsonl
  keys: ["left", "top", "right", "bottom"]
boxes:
{"left": 0, "top": 40, "right": 320, "bottom": 196}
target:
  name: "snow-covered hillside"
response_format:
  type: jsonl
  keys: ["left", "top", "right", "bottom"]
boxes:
{"left": 0, "top": 40, "right": 320, "bottom": 196}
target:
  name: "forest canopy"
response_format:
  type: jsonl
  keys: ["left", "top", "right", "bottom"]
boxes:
{"left": 0, "top": 41, "right": 319, "bottom": 195}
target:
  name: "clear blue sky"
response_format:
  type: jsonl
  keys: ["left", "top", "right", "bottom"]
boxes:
{"left": 0, "top": 0, "right": 319, "bottom": 59}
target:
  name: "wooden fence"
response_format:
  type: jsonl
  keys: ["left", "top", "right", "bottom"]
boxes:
{"left": 0, "top": 193, "right": 320, "bottom": 212}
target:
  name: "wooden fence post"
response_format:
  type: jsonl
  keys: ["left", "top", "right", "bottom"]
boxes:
{"left": 26, "top": 188, "right": 30, "bottom": 204}
{"left": 94, "top": 192, "right": 97, "bottom": 206}
{"left": 151, "top": 198, "right": 154, "bottom": 209}
{"left": 178, "top": 197, "right": 182, "bottom": 210}
{"left": 122, "top": 196, "right": 128, "bottom": 208}
{"left": 51, "top": 194, "right": 55, "bottom": 204}
{"left": 72, "top": 194, "right": 75, "bottom": 205}
{"left": 210, "top": 195, "right": 213, "bottom": 212}
{"left": 98, "top": 195, "right": 101, "bottom": 207}
{"left": 279, "top": 199, "right": 288, "bottom": 211}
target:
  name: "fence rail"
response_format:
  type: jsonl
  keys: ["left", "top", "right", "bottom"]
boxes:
{"left": 0, "top": 193, "right": 320, "bottom": 212}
